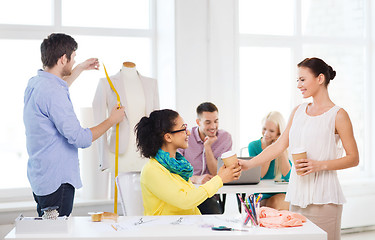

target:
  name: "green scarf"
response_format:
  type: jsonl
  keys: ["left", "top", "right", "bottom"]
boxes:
{"left": 154, "top": 149, "right": 193, "bottom": 182}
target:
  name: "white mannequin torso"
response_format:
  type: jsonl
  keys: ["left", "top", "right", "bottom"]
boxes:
{"left": 108, "top": 65, "right": 148, "bottom": 172}
{"left": 92, "top": 62, "right": 160, "bottom": 171}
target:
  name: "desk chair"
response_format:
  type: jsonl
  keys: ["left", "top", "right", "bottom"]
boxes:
{"left": 115, "top": 172, "right": 144, "bottom": 216}
{"left": 239, "top": 146, "right": 249, "bottom": 157}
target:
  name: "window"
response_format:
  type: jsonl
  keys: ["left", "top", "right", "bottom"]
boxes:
{"left": 0, "top": 0, "right": 53, "bottom": 25}
{"left": 62, "top": 0, "right": 150, "bottom": 29}
{"left": 0, "top": 39, "right": 41, "bottom": 189}
{"left": 0, "top": 0, "right": 154, "bottom": 199}
{"left": 239, "top": 47, "right": 292, "bottom": 146}
{"left": 239, "top": 0, "right": 294, "bottom": 35}
{"left": 238, "top": 0, "right": 369, "bottom": 179}
{"left": 301, "top": 0, "right": 365, "bottom": 37}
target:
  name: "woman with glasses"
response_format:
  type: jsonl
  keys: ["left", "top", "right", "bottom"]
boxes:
{"left": 135, "top": 109, "right": 241, "bottom": 215}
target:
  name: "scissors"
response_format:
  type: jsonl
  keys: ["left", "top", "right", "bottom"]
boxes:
{"left": 211, "top": 226, "right": 248, "bottom": 232}
{"left": 134, "top": 217, "right": 156, "bottom": 225}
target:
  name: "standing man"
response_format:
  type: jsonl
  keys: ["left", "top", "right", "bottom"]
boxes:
{"left": 23, "top": 33, "right": 125, "bottom": 217}
{"left": 179, "top": 102, "right": 232, "bottom": 214}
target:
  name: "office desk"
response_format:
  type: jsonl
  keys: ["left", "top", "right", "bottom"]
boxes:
{"left": 216, "top": 180, "right": 289, "bottom": 214}
{"left": 5, "top": 215, "right": 326, "bottom": 240}
{"left": 218, "top": 179, "right": 288, "bottom": 194}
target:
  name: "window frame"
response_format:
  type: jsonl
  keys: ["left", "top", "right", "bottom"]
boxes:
{"left": 236, "top": 0, "right": 373, "bottom": 180}
{"left": 0, "top": 0, "right": 156, "bottom": 202}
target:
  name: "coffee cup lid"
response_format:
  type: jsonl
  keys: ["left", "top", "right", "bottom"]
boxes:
{"left": 88, "top": 212, "right": 103, "bottom": 215}
{"left": 292, "top": 147, "right": 306, "bottom": 154}
{"left": 221, "top": 150, "right": 236, "bottom": 159}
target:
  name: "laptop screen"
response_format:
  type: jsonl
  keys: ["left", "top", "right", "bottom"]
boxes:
{"left": 217, "top": 157, "right": 261, "bottom": 185}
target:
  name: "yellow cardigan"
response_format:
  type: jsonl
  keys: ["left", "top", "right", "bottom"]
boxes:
{"left": 140, "top": 158, "right": 223, "bottom": 215}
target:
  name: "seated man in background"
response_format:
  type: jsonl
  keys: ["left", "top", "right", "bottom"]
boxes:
{"left": 179, "top": 102, "right": 232, "bottom": 214}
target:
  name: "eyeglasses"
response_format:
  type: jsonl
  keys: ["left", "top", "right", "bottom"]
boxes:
{"left": 169, "top": 124, "right": 188, "bottom": 134}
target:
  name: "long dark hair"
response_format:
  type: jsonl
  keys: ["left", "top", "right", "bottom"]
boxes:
{"left": 298, "top": 57, "right": 336, "bottom": 87}
{"left": 135, "top": 109, "right": 179, "bottom": 158}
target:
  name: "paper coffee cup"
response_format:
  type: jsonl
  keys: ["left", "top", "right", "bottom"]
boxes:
{"left": 88, "top": 212, "right": 103, "bottom": 222}
{"left": 221, "top": 150, "right": 238, "bottom": 167}
{"left": 292, "top": 149, "right": 307, "bottom": 175}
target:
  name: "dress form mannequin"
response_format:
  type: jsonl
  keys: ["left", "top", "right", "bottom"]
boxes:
{"left": 93, "top": 61, "right": 160, "bottom": 172}
{"left": 108, "top": 62, "right": 148, "bottom": 172}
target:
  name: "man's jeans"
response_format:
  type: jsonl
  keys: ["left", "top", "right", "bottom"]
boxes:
{"left": 33, "top": 183, "right": 75, "bottom": 217}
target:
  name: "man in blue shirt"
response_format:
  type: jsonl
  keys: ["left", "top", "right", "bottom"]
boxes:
{"left": 23, "top": 33, "right": 125, "bottom": 217}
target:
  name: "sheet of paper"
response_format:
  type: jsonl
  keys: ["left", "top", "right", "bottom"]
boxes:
{"left": 115, "top": 215, "right": 243, "bottom": 231}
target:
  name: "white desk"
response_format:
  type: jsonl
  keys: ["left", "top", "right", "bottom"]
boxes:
{"left": 217, "top": 179, "right": 288, "bottom": 194}
{"left": 5, "top": 215, "right": 326, "bottom": 240}
{"left": 216, "top": 180, "right": 289, "bottom": 214}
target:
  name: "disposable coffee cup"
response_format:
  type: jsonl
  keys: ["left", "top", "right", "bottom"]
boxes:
{"left": 221, "top": 150, "right": 238, "bottom": 167}
{"left": 88, "top": 212, "right": 103, "bottom": 222}
{"left": 292, "top": 149, "right": 307, "bottom": 175}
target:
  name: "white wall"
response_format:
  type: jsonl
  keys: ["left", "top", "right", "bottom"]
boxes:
{"left": 156, "top": 0, "right": 176, "bottom": 110}
{"left": 341, "top": 181, "right": 375, "bottom": 228}
{"left": 175, "top": 0, "right": 209, "bottom": 125}
{"left": 175, "top": 0, "right": 239, "bottom": 151}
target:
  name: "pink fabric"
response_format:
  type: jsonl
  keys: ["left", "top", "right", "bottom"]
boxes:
{"left": 259, "top": 207, "right": 307, "bottom": 228}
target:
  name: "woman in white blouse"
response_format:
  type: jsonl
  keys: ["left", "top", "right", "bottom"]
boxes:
{"left": 240, "top": 57, "right": 359, "bottom": 240}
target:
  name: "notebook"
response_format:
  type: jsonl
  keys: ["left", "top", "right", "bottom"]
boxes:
{"left": 217, "top": 157, "right": 261, "bottom": 185}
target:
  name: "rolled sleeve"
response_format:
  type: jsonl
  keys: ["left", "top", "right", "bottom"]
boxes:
{"left": 73, "top": 128, "right": 93, "bottom": 148}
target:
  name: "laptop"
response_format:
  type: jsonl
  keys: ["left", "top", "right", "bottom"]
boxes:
{"left": 217, "top": 157, "right": 261, "bottom": 185}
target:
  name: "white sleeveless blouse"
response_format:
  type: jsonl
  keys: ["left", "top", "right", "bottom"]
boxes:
{"left": 286, "top": 102, "right": 346, "bottom": 208}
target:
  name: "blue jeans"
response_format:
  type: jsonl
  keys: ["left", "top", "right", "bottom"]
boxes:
{"left": 33, "top": 183, "right": 75, "bottom": 217}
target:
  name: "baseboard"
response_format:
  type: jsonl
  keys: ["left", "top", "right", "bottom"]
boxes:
{"left": 341, "top": 225, "right": 375, "bottom": 234}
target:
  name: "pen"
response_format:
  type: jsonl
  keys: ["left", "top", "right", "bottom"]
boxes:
{"left": 247, "top": 195, "right": 257, "bottom": 225}
{"left": 211, "top": 226, "right": 248, "bottom": 232}
{"left": 212, "top": 226, "right": 231, "bottom": 231}
{"left": 111, "top": 224, "right": 118, "bottom": 231}
{"left": 256, "top": 194, "right": 261, "bottom": 203}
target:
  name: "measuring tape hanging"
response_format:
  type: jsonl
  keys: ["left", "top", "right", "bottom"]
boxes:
{"left": 103, "top": 63, "right": 121, "bottom": 214}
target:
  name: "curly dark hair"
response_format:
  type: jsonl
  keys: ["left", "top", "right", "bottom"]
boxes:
{"left": 41, "top": 33, "right": 78, "bottom": 68}
{"left": 135, "top": 109, "right": 179, "bottom": 158}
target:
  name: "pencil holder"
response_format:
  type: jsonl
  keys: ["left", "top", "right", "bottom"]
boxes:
{"left": 241, "top": 202, "right": 259, "bottom": 228}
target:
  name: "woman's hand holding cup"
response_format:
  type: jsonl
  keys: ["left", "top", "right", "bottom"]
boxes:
{"left": 217, "top": 150, "right": 242, "bottom": 183}
{"left": 217, "top": 164, "right": 241, "bottom": 183}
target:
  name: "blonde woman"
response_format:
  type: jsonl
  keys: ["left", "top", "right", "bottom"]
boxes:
{"left": 248, "top": 111, "right": 291, "bottom": 210}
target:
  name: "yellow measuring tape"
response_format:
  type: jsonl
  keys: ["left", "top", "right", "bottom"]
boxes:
{"left": 103, "top": 63, "right": 121, "bottom": 214}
